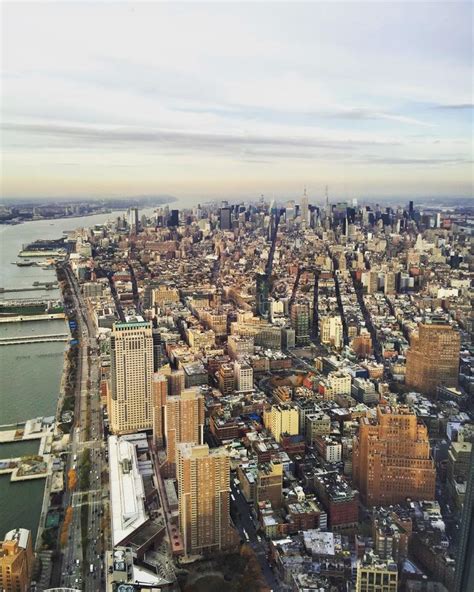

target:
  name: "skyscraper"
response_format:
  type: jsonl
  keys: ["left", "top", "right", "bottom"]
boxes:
{"left": 301, "top": 188, "right": 309, "bottom": 227}
{"left": 0, "top": 528, "right": 34, "bottom": 592}
{"left": 290, "top": 300, "right": 311, "bottom": 345}
{"left": 168, "top": 209, "right": 179, "bottom": 227}
{"left": 405, "top": 322, "right": 460, "bottom": 395}
{"left": 164, "top": 387, "right": 204, "bottom": 477}
{"left": 353, "top": 404, "right": 436, "bottom": 506}
{"left": 219, "top": 206, "right": 232, "bottom": 230}
{"left": 109, "top": 321, "right": 154, "bottom": 434}
{"left": 454, "top": 450, "right": 474, "bottom": 592}
{"left": 177, "top": 443, "right": 234, "bottom": 556}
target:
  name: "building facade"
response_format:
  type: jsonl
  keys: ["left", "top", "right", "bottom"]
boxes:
{"left": 177, "top": 443, "right": 234, "bottom": 556}
{"left": 405, "top": 323, "right": 460, "bottom": 395}
{"left": 110, "top": 321, "right": 154, "bottom": 434}
{"left": 353, "top": 405, "right": 436, "bottom": 506}
{"left": 0, "top": 529, "right": 34, "bottom": 592}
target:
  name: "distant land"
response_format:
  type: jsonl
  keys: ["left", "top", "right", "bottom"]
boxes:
{"left": 0, "top": 195, "right": 177, "bottom": 225}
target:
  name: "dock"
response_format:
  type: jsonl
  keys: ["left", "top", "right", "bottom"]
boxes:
{"left": 0, "top": 333, "right": 68, "bottom": 345}
{"left": 0, "top": 313, "right": 66, "bottom": 324}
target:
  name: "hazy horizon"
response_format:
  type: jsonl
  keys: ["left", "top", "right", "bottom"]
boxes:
{"left": 2, "top": 1, "right": 473, "bottom": 200}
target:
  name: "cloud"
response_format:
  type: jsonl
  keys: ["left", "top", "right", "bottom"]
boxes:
{"left": 1, "top": 121, "right": 402, "bottom": 157}
{"left": 433, "top": 104, "right": 474, "bottom": 110}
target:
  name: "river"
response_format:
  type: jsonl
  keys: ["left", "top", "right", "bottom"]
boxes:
{"left": 0, "top": 198, "right": 204, "bottom": 543}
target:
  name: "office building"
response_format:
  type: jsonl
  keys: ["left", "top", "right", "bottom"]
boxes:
{"left": 263, "top": 404, "right": 299, "bottom": 443}
{"left": 164, "top": 388, "right": 204, "bottom": 477}
{"left": 152, "top": 373, "right": 168, "bottom": 447}
{"left": 234, "top": 360, "right": 253, "bottom": 393}
{"left": 168, "top": 209, "right": 179, "bottom": 227}
{"left": 356, "top": 553, "right": 398, "bottom": 592}
{"left": 290, "top": 300, "right": 311, "bottom": 346}
{"left": 177, "top": 443, "right": 234, "bottom": 556}
{"left": 110, "top": 321, "right": 154, "bottom": 434}
{"left": 353, "top": 405, "right": 435, "bottom": 506}
{"left": 218, "top": 363, "right": 235, "bottom": 396}
{"left": 219, "top": 207, "right": 232, "bottom": 230}
{"left": 0, "top": 529, "right": 34, "bottom": 592}
{"left": 454, "top": 449, "right": 474, "bottom": 592}
{"left": 406, "top": 322, "right": 460, "bottom": 395}
{"left": 320, "top": 315, "right": 343, "bottom": 349}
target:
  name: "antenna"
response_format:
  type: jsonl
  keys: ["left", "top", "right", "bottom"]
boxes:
{"left": 325, "top": 185, "right": 329, "bottom": 206}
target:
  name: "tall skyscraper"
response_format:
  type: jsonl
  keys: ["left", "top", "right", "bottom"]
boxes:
{"left": 110, "top": 321, "right": 154, "bottom": 434}
{"left": 128, "top": 207, "right": 139, "bottom": 234}
{"left": 454, "top": 450, "right": 474, "bottom": 592}
{"left": 300, "top": 188, "right": 309, "bottom": 227}
{"left": 168, "top": 209, "right": 179, "bottom": 227}
{"left": 405, "top": 322, "right": 460, "bottom": 395}
{"left": 152, "top": 373, "right": 168, "bottom": 447}
{"left": 290, "top": 300, "right": 311, "bottom": 345}
{"left": 0, "top": 528, "right": 34, "bottom": 592}
{"left": 177, "top": 443, "right": 234, "bottom": 556}
{"left": 219, "top": 206, "right": 232, "bottom": 230}
{"left": 353, "top": 405, "right": 435, "bottom": 506}
{"left": 164, "top": 387, "right": 204, "bottom": 476}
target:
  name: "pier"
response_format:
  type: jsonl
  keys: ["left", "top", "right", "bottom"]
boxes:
{"left": 0, "top": 333, "right": 68, "bottom": 345}
{"left": 0, "top": 313, "right": 66, "bottom": 324}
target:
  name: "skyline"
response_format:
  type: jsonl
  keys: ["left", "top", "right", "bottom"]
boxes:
{"left": 1, "top": 1, "right": 473, "bottom": 200}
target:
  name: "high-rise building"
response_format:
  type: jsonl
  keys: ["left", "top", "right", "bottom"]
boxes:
{"left": 128, "top": 207, "right": 139, "bottom": 234}
{"left": 263, "top": 404, "right": 299, "bottom": 443}
{"left": 300, "top": 188, "right": 309, "bottom": 227}
{"left": 353, "top": 405, "right": 435, "bottom": 506}
{"left": 219, "top": 207, "right": 232, "bottom": 230}
{"left": 290, "top": 300, "right": 311, "bottom": 346}
{"left": 234, "top": 360, "right": 253, "bottom": 392}
{"left": 168, "top": 209, "right": 179, "bottom": 227}
{"left": 109, "top": 321, "right": 154, "bottom": 434}
{"left": 320, "top": 315, "right": 343, "bottom": 349}
{"left": 454, "top": 449, "right": 474, "bottom": 592}
{"left": 177, "top": 443, "right": 234, "bottom": 556}
{"left": 356, "top": 553, "right": 398, "bottom": 592}
{"left": 152, "top": 373, "right": 168, "bottom": 447}
{"left": 0, "top": 528, "right": 34, "bottom": 592}
{"left": 218, "top": 363, "right": 235, "bottom": 396}
{"left": 164, "top": 388, "right": 204, "bottom": 476}
{"left": 405, "top": 322, "right": 460, "bottom": 395}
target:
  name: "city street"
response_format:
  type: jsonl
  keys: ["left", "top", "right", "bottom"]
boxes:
{"left": 230, "top": 478, "right": 281, "bottom": 591}
{"left": 59, "top": 264, "right": 108, "bottom": 591}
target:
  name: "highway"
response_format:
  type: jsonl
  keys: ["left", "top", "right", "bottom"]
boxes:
{"left": 58, "top": 264, "right": 108, "bottom": 591}
{"left": 230, "top": 477, "right": 281, "bottom": 591}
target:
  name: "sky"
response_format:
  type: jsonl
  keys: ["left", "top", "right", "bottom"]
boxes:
{"left": 1, "top": 1, "right": 473, "bottom": 203}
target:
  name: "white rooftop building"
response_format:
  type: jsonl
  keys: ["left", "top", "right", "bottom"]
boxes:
{"left": 108, "top": 435, "right": 147, "bottom": 546}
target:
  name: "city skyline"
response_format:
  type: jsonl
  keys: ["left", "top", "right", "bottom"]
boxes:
{"left": 2, "top": 1, "right": 473, "bottom": 200}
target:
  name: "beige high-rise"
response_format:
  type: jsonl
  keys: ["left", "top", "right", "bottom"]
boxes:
{"left": 0, "top": 529, "right": 34, "bottom": 592}
{"left": 177, "top": 443, "right": 234, "bottom": 556}
{"left": 353, "top": 405, "right": 435, "bottom": 506}
{"left": 165, "top": 388, "right": 204, "bottom": 476}
{"left": 405, "top": 322, "right": 460, "bottom": 395}
{"left": 110, "top": 321, "right": 154, "bottom": 434}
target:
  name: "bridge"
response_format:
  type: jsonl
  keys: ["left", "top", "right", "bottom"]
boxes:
{"left": 0, "top": 334, "right": 69, "bottom": 345}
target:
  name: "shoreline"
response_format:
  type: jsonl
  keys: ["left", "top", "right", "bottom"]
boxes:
{"left": 34, "top": 269, "right": 71, "bottom": 552}
{"left": 0, "top": 199, "right": 177, "bottom": 227}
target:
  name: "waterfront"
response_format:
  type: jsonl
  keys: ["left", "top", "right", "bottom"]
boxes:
{"left": 0, "top": 203, "right": 192, "bottom": 542}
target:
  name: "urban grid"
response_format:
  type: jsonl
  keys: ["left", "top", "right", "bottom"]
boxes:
{"left": 0, "top": 196, "right": 473, "bottom": 592}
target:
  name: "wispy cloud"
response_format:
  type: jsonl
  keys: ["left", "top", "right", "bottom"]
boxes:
{"left": 433, "top": 103, "right": 473, "bottom": 110}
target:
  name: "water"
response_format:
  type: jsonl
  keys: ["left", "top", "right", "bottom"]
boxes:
{"left": 0, "top": 440, "right": 40, "bottom": 459}
{"left": 0, "top": 201, "right": 196, "bottom": 542}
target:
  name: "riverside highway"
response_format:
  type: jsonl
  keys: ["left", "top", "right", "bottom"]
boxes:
{"left": 58, "top": 263, "right": 108, "bottom": 591}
